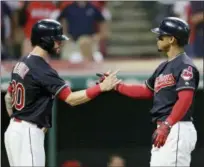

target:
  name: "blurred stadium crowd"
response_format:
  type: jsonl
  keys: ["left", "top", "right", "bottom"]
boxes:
{"left": 1, "top": 1, "right": 203, "bottom": 63}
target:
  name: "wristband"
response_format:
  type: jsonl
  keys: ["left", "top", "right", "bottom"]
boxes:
{"left": 115, "top": 83, "right": 123, "bottom": 91}
{"left": 163, "top": 121, "right": 172, "bottom": 128}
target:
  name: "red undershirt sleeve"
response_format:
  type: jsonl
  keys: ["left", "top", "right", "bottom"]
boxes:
{"left": 116, "top": 83, "right": 154, "bottom": 99}
{"left": 166, "top": 89, "right": 194, "bottom": 126}
{"left": 57, "top": 86, "right": 72, "bottom": 101}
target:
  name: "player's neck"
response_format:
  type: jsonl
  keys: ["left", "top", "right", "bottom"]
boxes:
{"left": 30, "top": 46, "right": 49, "bottom": 61}
{"left": 167, "top": 46, "right": 184, "bottom": 61}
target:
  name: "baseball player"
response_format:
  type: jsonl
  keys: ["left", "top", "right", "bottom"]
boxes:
{"left": 97, "top": 17, "right": 200, "bottom": 166}
{"left": 4, "top": 19, "right": 120, "bottom": 167}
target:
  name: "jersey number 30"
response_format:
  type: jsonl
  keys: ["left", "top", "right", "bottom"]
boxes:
{"left": 11, "top": 80, "right": 25, "bottom": 110}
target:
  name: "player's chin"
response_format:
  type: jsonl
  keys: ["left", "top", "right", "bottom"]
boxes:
{"left": 157, "top": 46, "right": 163, "bottom": 52}
{"left": 157, "top": 45, "right": 166, "bottom": 52}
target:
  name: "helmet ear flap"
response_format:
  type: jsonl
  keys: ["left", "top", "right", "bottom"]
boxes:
{"left": 40, "top": 37, "right": 55, "bottom": 52}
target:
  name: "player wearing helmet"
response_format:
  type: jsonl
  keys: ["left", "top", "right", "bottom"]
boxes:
{"left": 97, "top": 17, "right": 200, "bottom": 166}
{"left": 151, "top": 17, "right": 190, "bottom": 52}
{"left": 30, "top": 19, "right": 69, "bottom": 54}
{"left": 4, "top": 19, "right": 121, "bottom": 167}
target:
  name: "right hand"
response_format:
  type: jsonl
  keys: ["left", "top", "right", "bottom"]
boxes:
{"left": 99, "top": 70, "right": 121, "bottom": 91}
{"left": 96, "top": 72, "right": 109, "bottom": 84}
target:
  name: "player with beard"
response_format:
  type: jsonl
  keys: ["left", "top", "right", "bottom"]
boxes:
{"left": 4, "top": 19, "right": 121, "bottom": 167}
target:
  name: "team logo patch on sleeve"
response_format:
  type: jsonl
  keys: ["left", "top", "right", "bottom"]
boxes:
{"left": 181, "top": 66, "right": 193, "bottom": 81}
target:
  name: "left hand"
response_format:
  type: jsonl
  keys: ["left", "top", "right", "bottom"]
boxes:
{"left": 152, "top": 121, "right": 171, "bottom": 148}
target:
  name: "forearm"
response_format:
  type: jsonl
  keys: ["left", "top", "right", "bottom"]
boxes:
{"left": 116, "top": 83, "right": 153, "bottom": 99}
{"left": 59, "top": 85, "right": 101, "bottom": 106}
{"left": 5, "top": 92, "right": 13, "bottom": 116}
{"left": 65, "top": 90, "right": 92, "bottom": 106}
{"left": 59, "top": 71, "right": 119, "bottom": 105}
{"left": 5, "top": 84, "right": 13, "bottom": 116}
{"left": 166, "top": 90, "right": 194, "bottom": 126}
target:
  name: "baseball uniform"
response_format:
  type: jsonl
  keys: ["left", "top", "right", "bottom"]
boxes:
{"left": 145, "top": 53, "right": 199, "bottom": 166}
{"left": 4, "top": 55, "right": 69, "bottom": 166}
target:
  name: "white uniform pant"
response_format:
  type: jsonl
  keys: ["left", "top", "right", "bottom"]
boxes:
{"left": 150, "top": 121, "right": 197, "bottom": 167}
{"left": 4, "top": 119, "right": 45, "bottom": 167}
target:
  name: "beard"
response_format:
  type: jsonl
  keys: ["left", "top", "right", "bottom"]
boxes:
{"left": 48, "top": 49, "right": 57, "bottom": 55}
{"left": 48, "top": 47, "right": 60, "bottom": 56}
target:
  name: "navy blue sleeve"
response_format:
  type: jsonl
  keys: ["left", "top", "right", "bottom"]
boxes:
{"left": 94, "top": 7, "right": 105, "bottom": 22}
{"left": 42, "top": 70, "right": 68, "bottom": 96}
{"left": 145, "top": 70, "right": 157, "bottom": 92}
{"left": 145, "top": 61, "right": 169, "bottom": 92}
{"left": 176, "top": 65, "right": 200, "bottom": 91}
{"left": 37, "top": 68, "right": 69, "bottom": 96}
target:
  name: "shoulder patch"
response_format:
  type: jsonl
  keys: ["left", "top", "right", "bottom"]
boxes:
{"left": 181, "top": 66, "right": 193, "bottom": 81}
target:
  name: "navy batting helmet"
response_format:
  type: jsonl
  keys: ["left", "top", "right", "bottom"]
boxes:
{"left": 31, "top": 19, "right": 68, "bottom": 53}
{"left": 151, "top": 17, "right": 190, "bottom": 46}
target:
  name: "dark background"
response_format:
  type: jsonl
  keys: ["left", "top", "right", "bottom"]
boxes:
{"left": 1, "top": 90, "right": 204, "bottom": 167}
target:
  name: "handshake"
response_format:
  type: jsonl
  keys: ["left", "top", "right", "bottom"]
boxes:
{"left": 96, "top": 70, "right": 121, "bottom": 92}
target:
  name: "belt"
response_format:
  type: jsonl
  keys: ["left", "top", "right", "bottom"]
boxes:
{"left": 13, "top": 118, "right": 48, "bottom": 133}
